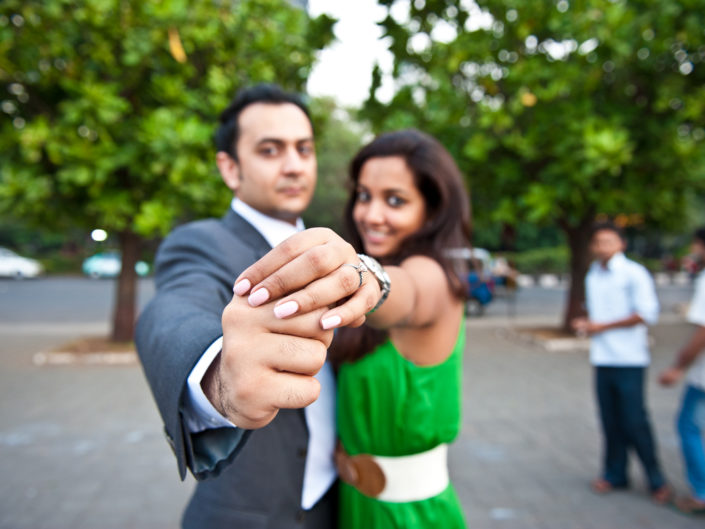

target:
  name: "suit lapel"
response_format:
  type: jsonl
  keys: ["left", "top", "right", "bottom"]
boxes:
{"left": 221, "top": 209, "right": 272, "bottom": 259}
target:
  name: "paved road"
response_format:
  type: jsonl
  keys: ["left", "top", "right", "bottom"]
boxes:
{"left": 0, "top": 278, "right": 701, "bottom": 528}
{"left": 0, "top": 277, "right": 155, "bottom": 324}
{"left": 0, "top": 276, "right": 691, "bottom": 323}
{"left": 457, "top": 322, "right": 698, "bottom": 529}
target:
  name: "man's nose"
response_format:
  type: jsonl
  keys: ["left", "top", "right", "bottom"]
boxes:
{"left": 282, "top": 148, "right": 305, "bottom": 174}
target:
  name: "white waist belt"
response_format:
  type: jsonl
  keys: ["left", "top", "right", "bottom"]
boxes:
{"left": 374, "top": 443, "right": 449, "bottom": 503}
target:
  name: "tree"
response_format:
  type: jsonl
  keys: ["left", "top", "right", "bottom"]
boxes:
{"left": 365, "top": 0, "right": 705, "bottom": 329}
{"left": 305, "top": 97, "right": 367, "bottom": 233}
{"left": 0, "top": 0, "right": 334, "bottom": 341}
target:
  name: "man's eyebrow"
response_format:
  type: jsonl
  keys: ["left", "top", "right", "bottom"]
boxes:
{"left": 256, "top": 136, "right": 314, "bottom": 145}
{"left": 256, "top": 137, "right": 285, "bottom": 146}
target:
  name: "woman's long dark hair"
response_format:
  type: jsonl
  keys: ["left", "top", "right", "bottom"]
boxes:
{"left": 330, "top": 129, "right": 472, "bottom": 365}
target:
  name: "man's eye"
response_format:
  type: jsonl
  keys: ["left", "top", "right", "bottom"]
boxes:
{"left": 260, "top": 146, "right": 278, "bottom": 156}
{"left": 299, "top": 144, "right": 314, "bottom": 156}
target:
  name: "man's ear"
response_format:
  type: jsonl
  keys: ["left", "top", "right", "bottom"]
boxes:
{"left": 216, "top": 151, "right": 240, "bottom": 192}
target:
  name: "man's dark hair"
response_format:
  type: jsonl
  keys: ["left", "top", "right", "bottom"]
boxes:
{"left": 214, "top": 83, "right": 312, "bottom": 160}
{"left": 694, "top": 227, "right": 705, "bottom": 245}
{"left": 591, "top": 221, "right": 625, "bottom": 241}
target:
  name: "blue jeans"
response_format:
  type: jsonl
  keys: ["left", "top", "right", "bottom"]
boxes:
{"left": 677, "top": 385, "right": 705, "bottom": 501}
{"left": 595, "top": 366, "right": 666, "bottom": 491}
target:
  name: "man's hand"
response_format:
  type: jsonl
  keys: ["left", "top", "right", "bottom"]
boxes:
{"left": 571, "top": 317, "right": 604, "bottom": 336}
{"left": 232, "top": 228, "right": 382, "bottom": 330}
{"left": 658, "top": 366, "right": 685, "bottom": 387}
{"left": 202, "top": 294, "right": 334, "bottom": 430}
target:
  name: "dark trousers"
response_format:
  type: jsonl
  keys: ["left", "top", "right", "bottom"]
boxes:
{"left": 302, "top": 481, "right": 338, "bottom": 529}
{"left": 595, "top": 366, "right": 665, "bottom": 491}
{"left": 183, "top": 480, "right": 337, "bottom": 529}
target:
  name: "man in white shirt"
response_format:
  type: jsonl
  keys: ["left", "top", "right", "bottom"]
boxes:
{"left": 660, "top": 227, "right": 705, "bottom": 515}
{"left": 572, "top": 222, "right": 671, "bottom": 504}
{"left": 136, "top": 84, "right": 381, "bottom": 528}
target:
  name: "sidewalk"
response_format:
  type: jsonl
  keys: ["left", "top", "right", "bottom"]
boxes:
{"left": 0, "top": 329, "right": 193, "bottom": 529}
{"left": 0, "top": 318, "right": 701, "bottom": 528}
{"left": 453, "top": 320, "right": 699, "bottom": 529}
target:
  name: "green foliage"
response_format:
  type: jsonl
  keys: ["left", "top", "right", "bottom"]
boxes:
{"left": 304, "top": 97, "right": 368, "bottom": 233}
{"left": 0, "top": 0, "right": 335, "bottom": 237}
{"left": 365, "top": 0, "right": 705, "bottom": 234}
{"left": 503, "top": 246, "right": 569, "bottom": 275}
{"left": 627, "top": 254, "right": 662, "bottom": 274}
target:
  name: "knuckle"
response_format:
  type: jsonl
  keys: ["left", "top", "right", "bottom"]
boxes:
{"left": 315, "top": 227, "right": 334, "bottom": 240}
{"left": 300, "top": 377, "right": 321, "bottom": 403}
{"left": 350, "top": 315, "right": 367, "bottom": 328}
{"left": 230, "top": 381, "right": 260, "bottom": 416}
{"left": 339, "top": 268, "right": 358, "bottom": 292}
{"left": 301, "top": 286, "right": 322, "bottom": 309}
{"left": 365, "top": 291, "right": 377, "bottom": 312}
{"left": 342, "top": 241, "right": 356, "bottom": 256}
{"left": 279, "top": 336, "right": 300, "bottom": 359}
{"left": 319, "top": 328, "right": 335, "bottom": 347}
{"left": 277, "top": 237, "right": 299, "bottom": 259}
{"left": 267, "top": 272, "right": 288, "bottom": 295}
{"left": 244, "top": 261, "right": 263, "bottom": 279}
{"left": 309, "top": 340, "right": 328, "bottom": 366}
{"left": 307, "top": 245, "right": 332, "bottom": 274}
{"left": 222, "top": 297, "right": 246, "bottom": 323}
{"left": 285, "top": 378, "right": 318, "bottom": 408}
{"left": 231, "top": 377, "right": 253, "bottom": 404}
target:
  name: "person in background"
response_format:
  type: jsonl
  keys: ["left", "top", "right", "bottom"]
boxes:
{"left": 659, "top": 227, "right": 705, "bottom": 515}
{"left": 572, "top": 222, "right": 671, "bottom": 504}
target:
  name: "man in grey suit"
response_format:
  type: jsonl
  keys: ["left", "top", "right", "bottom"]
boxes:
{"left": 136, "top": 84, "right": 380, "bottom": 528}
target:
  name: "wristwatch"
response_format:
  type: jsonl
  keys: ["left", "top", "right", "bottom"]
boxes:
{"left": 357, "top": 254, "right": 391, "bottom": 312}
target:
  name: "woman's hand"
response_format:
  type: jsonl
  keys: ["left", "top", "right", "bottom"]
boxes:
{"left": 232, "top": 228, "right": 381, "bottom": 329}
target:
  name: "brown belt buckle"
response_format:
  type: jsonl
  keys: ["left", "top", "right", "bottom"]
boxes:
{"left": 335, "top": 445, "right": 386, "bottom": 498}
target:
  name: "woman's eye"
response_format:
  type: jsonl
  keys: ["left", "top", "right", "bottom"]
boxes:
{"left": 387, "top": 196, "right": 405, "bottom": 207}
{"left": 357, "top": 190, "right": 371, "bottom": 202}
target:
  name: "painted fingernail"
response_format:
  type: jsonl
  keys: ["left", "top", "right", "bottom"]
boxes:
{"left": 321, "top": 315, "right": 342, "bottom": 330}
{"left": 233, "top": 279, "right": 251, "bottom": 296}
{"left": 274, "top": 300, "right": 299, "bottom": 319}
{"left": 248, "top": 288, "right": 270, "bottom": 307}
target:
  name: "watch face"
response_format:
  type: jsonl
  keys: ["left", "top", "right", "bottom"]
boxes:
{"left": 358, "top": 253, "right": 391, "bottom": 312}
{"left": 358, "top": 254, "right": 390, "bottom": 286}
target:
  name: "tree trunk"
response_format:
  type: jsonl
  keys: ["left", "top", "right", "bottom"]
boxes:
{"left": 111, "top": 229, "right": 141, "bottom": 342}
{"left": 500, "top": 223, "right": 517, "bottom": 252}
{"left": 561, "top": 218, "right": 594, "bottom": 333}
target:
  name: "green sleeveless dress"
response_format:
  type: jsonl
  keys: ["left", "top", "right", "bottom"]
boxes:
{"left": 336, "top": 320, "right": 467, "bottom": 529}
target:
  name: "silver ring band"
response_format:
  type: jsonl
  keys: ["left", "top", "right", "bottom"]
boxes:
{"left": 342, "top": 262, "right": 368, "bottom": 288}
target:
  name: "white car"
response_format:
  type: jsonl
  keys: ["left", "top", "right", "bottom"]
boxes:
{"left": 0, "top": 247, "right": 43, "bottom": 279}
{"left": 82, "top": 251, "right": 150, "bottom": 279}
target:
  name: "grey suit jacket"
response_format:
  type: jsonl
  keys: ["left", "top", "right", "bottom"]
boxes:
{"left": 136, "top": 210, "right": 334, "bottom": 528}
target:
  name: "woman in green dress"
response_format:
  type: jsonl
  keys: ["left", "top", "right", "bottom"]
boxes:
{"left": 232, "top": 129, "right": 471, "bottom": 528}
{"left": 330, "top": 129, "right": 471, "bottom": 528}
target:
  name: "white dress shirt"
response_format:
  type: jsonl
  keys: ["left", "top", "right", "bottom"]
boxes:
{"left": 686, "top": 270, "right": 705, "bottom": 390}
{"left": 585, "top": 252, "right": 659, "bottom": 367}
{"left": 183, "top": 198, "right": 337, "bottom": 509}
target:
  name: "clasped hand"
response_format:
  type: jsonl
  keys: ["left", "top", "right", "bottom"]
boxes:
{"left": 204, "top": 228, "right": 381, "bottom": 429}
